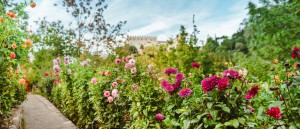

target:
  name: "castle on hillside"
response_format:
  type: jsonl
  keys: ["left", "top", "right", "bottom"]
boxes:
{"left": 125, "top": 35, "right": 173, "bottom": 54}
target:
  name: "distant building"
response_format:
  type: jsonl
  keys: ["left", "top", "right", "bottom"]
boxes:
{"left": 125, "top": 35, "right": 178, "bottom": 54}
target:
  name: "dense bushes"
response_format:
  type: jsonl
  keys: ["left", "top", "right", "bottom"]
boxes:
{"left": 0, "top": 2, "right": 31, "bottom": 127}
{"left": 46, "top": 45, "right": 300, "bottom": 128}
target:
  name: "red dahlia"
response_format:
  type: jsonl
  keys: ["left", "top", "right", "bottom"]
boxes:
{"left": 267, "top": 107, "right": 282, "bottom": 119}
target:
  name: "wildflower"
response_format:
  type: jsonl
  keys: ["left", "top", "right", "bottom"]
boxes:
{"left": 115, "top": 59, "right": 121, "bottom": 65}
{"left": 267, "top": 107, "right": 282, "bottom": 119}
{"left": 107, "top": 96, "right": 114, "bottom": 103}
{"left": 91, "top": 78, "right": 97, "bottom": 84}
{"left": 165, "top": 68, "right": 178, "bottom": 76}
{"left": 178, "top": 88, "right": 193, "bottom": 98}
{"left": 67, "top": 69, "right": 71, "bottom": 75}
{"left": 19, "top": 78, "right": 26, "bottom": 85}
{"left": 155, "top": 113, "right": 164, "bottom": 121}
{"left": 274, "top": 75, "right": 280, "bottom": 83}
{"left": 201, "top": 76, "right": 219, "bottom": 93}
{"left": 273, "top": 59, "right": 278, "bottom": 64}
{"left": 112, "top": 89, "right": 118, "bottom": 98}
{"left": 53, "top": 65, "right": 60, "bottom": 73}
{"left": 44, "top": 73, "right": 49, "bottom": 77}
{"left": 291, "top": 46, "right": 300, "bottom": 59}
{"left": 244, "top": 86, "right": 260, "bottom": 99}
{"left": 131, "top": 67, "right": 137, "bottom": 74}
{"left": 217, "top": 77, "right": 229, "bottom": 91}
{"left": 81, "top": 60, "right": 89, "bottom": 66}
{"left": 112, "top": 82, "right": 118, "bottom": 87}
{"left": 191, "top": 62, "right": 200, "bottom": 68}
{"left": 132, "top": 84, "right": 138, "bottom": 91}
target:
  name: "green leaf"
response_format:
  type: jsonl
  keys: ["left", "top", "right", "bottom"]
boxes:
{"left": 167, "top": 104, "right": 175, "bottom": 111}
{"left": 269, "top": 101, "right": 283, "bottom": 108}
{"left": 232, "top": 119, "right": 239, "bottom": 128}
{"left": 289, "top": 125, "right": 297, "bottom": 129}
{"left": 215, "top": 123, "right": 223, "bottom": 129}
{"left": 183, "top": 120, "right": 190, "bottom": 129}
{"left": 238, "top": 117, "right": 245, "bottom": 125}
{"left": 258, "top": 106, "right": 264, "bottom": 116}
{"left": 222, "top": 106, "right": 230, "bottom": 113}
{"left": 207, "top": 102, "right": 213, "bottom": 109}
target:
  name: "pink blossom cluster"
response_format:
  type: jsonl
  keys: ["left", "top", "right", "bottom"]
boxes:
{"left": 124, "top": 57, "right": 137, "bottom": 74}
{"left": 104, "top": 89, "right": 119, "bottom": 103}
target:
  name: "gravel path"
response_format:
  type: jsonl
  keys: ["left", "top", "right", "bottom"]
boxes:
{"left": 22, "top": 94, "right": 77, "bottom": 129}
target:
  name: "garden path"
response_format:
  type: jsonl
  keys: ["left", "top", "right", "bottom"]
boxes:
{"left": 22, "top": 94, "right": 77, "bottom": 129}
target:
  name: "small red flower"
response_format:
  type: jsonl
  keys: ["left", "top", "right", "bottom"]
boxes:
{"left": 267, "top": 107, "right": 282, "bottom": 119}
{"left": 244, "top": 86, "right": 260, "bottom": 99}
{"left": 291, "top": 46, "right": 300, "bottom": 59}
{"left": 44, "top": 72, "right": 49, "bottom": 77}
{"left": 191, "top": 62, "right": 200, "bottom": 68}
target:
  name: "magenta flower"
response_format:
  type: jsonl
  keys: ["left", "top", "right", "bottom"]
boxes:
{"left": 178, "top": 88, "right": 193, "bottom": 98}
{"left": 217, "top": 77, "right": 229, "bottom": 91}
{"left": 291, "top": 46, "right": 300, "bottom": 59}
{"left": 176, "top": 73, "right": 184, "bottom": 81}
{"left": 172, "top": 80, "right": 181, "bottom": 91}
{"left": 91, "top": 78, "right": 97, "bottom": 84}
{"left": 56, "top": 58, "right": 61, "bottom": 63}
{"left": 244, "top": 86, "right": 260, "bottom": 99}
{"left": 165, "top": 85, "right": 174, "bottom": 92}
{"left": 104, "top": 91, "right": 110, "bottom": 97}
{"left": 191, "top": 62, "right": 200, "bottom": 68}
{"left": 223, "top": 69, "right": 239, "bottom": 79}
{"left": 112, "top": 82, "right": 118, "bottom": 87}
{"left": 107, "top": 96, "right": 114, "bottom": 103}
{"left": 155, "top": 113, "right": 164, "bottom": 120}
{"left": 115, "top": 59, "right": 121, "bottom": 65}
{"left": 267, "top": 107, "right": 282, "bottom": 119}
{"left": 161, "top": 80, "right": 170, "bottom": 87}
{"left": 201, "top": 76, "right": 219, "bottom": 93}
{"left": 165, "top": 68, "right": 178, "bottom": 76}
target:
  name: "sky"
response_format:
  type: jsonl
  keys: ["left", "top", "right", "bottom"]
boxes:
{"left": 24, "top": 0, "right": 259, "bottom": 41}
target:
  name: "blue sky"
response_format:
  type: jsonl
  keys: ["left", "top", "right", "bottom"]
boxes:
{"left": 24, "top": 0, "right": 259, "bottom": 41}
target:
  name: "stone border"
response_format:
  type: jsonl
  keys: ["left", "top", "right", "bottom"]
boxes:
{"left": 9, "top": 105, "right": 23, "bottom": 129}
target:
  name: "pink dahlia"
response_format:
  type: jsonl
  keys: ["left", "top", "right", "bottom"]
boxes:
{"left": 291, "top": 46, "right": 300, "bottom": 59}
{"left": 161, "top": 80, "right": 170, "bottom": 87}
{"left": 267, "top": 107, "right": 282, "bottom": 119}
{"left": 165, "top": 85, "right": 174, "bottom": 92}
{"left": 107, "top": 96, "right": 114, "bottom": 103}
{"left": 155, "top": 113, "right": 164, "bottom": 120}
{"left": 112, "top": 82, "right": 118, "bottom": 87}
{"left": 223, "top": 69, "right": 239, "bottom": 79}
{"left": 244, "top": 86, "right": 260, "bottom": 99}
{"left": 128, "top": 59, "right": 136, "bottom": 65}
{"left": 104, "top": 91, "right": 110, "bottom": 97}
{"left": 56, "top": 58, "right": 61, "bottom": 63}
{"left": 165, "top": 68, "right": 178, "bottom": 76}
{"left": 191, "top": 62, "right": 200, "bottom": 68}
{"left": 217, "top": 77, "right": 229, "bottom": 91}
{"left": 201, "top": 76, "right": 219, "bottom": 93}
{"left": 115, "top": 59, "right": 121, "bottom": 65}
{"left": 53, "top": 59, "right": 58, "bottom": 65}
{"left": 91, "top": 78, "right": 97, "bottom": 84}
{"left": 172, "top": 80, "right": 181, "bottom": 91}
{"left": 178, "top": 88, "right": 193, "bottom": 98}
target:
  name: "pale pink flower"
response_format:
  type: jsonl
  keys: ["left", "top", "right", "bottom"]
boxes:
{"left": 132, "top": 84, "right": 138, "bottom": 91}
{"left": 91, "top": 78, "right": 97, "bottom": 84}
{"left": 105, "top": 71, "right": 110, "bottom": 76}
{"left": 53, "top": 65, "right": 60, "bottom": 73}
{"left": 67, "top": 69, "right": 71, "bottom": 74}
{"left": 128, "top": 59, "right": 136, "bottom": 65}
{"left": 107, "top": 96, "right": 114, "bottom": 103}
{"left": 56, "top": 58, "right": 61, "bottom": 63}
{"left": 53, "top": 59, "right": 58, "bottom": 65}
{"left": 112, "top": 89, "right": 118, "bottom": 98}
{"left": 104, "top": 91, "right": 110, "bottom": 97}
{"left": 147, "top": 69, "right": 152, "bottom": 74}
{"left": 131, "top": 67, "right": 137, "bottom": 74}
{"left": 112, "top": 82, "right": 118, "bottom": 87}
